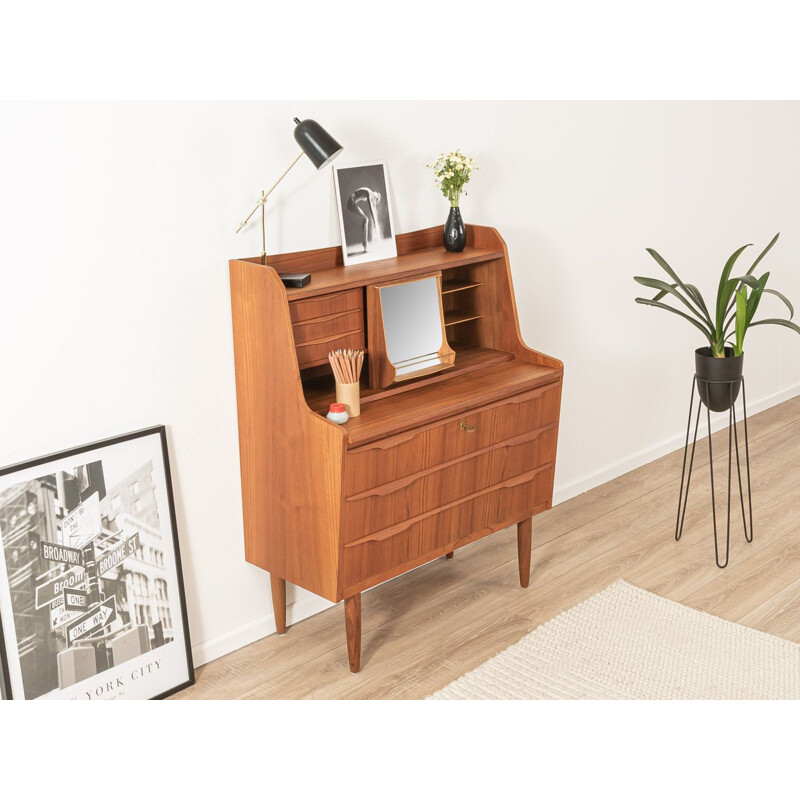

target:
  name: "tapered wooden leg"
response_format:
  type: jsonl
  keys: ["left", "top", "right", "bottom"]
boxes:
{"left": 445, "top": 551, "right": 454, "bottom": 559}
{"left": 270, "top": 575, "right": 287, "bottom": 634}
{"left": 517, "top": 518, "right": 532, "bottom": 588}
{"left": 344, "top": 594, "right": 362, "bottom": 673}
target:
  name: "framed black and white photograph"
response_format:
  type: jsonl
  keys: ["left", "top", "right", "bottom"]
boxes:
{"left": 0, "top": 426, "right": 193, "bottom": 700}
{"left": 333, "top": 160, "right": 398, "bottom": 266}
{"left": 0, "top": 611, "right": 10, "bottom": 700}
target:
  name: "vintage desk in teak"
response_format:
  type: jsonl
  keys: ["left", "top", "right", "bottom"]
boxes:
{"left": 229, "top": 226, "right": 563, "bottom": 672}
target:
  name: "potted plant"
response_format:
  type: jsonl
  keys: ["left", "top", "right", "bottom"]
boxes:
{"left": 427, "top": 150, "right": 478, "bottom": 252}
{"left": 634, "top": 233, "right": 800, "bottom": 411}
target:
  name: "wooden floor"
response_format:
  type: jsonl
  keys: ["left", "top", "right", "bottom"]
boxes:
{"left": 176, "top": 395, "right": 800, "bottom": 699}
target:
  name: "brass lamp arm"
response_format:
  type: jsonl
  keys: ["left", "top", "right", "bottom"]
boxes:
{"left": 234, "top": 151, "right": 305, "bottom": 234}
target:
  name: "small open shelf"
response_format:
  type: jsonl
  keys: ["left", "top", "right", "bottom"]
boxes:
{"left": 441, "top": 278, "right": 482, "bottom": 295}
{"left": 440, "top": 263, "right": 486, "bottom": 350}
{"left": 444, "top": 310, "right": 482, "bottom": 327}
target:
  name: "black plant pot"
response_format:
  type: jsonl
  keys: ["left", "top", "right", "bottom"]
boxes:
{"left": 695, "top": 346, "right": 743, "bottom": 412}
{"left": 443, "top": 206, "right": 466, "bottom": 252}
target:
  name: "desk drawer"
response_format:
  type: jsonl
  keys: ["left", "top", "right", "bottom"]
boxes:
{"left": 341, "top": 464, "right": 553, "bottom": 593}
{"left": 292, "top": 309, "right": 364, "bottom": 346}
{"left": 344, "top": 427, "right": 555, "bottom": 540}
{"left": 289, "top": 288, "right": 362, "bottom": 324}
{"left": 344, "top": 381, "right": 560, "bottom": 496}
{"left": 295, "top": 329, "right": 364, "bottom": 370}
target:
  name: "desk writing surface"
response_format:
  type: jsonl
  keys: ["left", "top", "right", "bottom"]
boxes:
{"left": 340, "top": 360, "right": 561, "bottom": 447}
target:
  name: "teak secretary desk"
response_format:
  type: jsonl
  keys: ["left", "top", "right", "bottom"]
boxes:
{"left": 229, "top": 225, "right": 564, "bottom": 672}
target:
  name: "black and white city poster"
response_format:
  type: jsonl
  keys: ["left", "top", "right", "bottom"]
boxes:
{"left": 333, "top": 160, "right": 398, "bottom": 266}
{"left": 0, "top": 426, "right": 194, "bottom": 700}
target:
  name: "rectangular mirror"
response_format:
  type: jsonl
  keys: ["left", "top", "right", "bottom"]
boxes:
{"left": 367, "top": 274, "right": 455, "bottom": 388}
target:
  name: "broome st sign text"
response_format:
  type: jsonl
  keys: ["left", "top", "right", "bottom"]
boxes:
{"left": 97, "top": 532, "right": 140, "bottom": 576}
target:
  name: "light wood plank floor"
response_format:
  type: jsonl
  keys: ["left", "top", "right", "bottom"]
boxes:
{"left": 175, "top": 395, "right": 800, "bottom": 699}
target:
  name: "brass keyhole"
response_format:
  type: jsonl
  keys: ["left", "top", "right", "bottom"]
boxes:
{"left": 460, "top": 422, "right": 476, "bottom": 432}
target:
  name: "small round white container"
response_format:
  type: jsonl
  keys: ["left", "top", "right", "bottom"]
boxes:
{"left": 326, "top": 403, "right": 349, "bottom": 424}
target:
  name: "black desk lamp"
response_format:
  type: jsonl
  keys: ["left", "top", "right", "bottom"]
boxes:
{"left": 235, "top": 117, "right": 343, "bottom": 265}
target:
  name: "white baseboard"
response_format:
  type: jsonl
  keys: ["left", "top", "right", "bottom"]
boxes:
{"left": 191, "top": 594, "right": 335, "bottom": 667}
{"left": 552, "top": 380, "right": 800, "bottom": 507}
{"left": 191, "top": 380, "right": 800, "bottom": 669}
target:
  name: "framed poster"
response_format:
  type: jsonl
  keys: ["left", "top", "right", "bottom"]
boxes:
{"left": 0, "top": 426, "right": 194, "bottom": 700}
{"left": 0, "top": 610, "right": 9, "bottom": 700}
{"left": 333, "top": 160, "right": 398, "bottom": 266}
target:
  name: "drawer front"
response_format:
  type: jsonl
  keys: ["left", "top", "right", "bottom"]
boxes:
{"left": 289, "top": 288, "right": 363, "bottom": 324}
{"left": 295, "top": 329, "right": 365, "bottom": 370}
{"left": 343, "top": 428, "right": 556, "bottom": 541}
{"left": 292, "top": 308, "right": 364, "bottom": 345}
{"left": 341, "top": 465, "right": 553, "bottom": 593}
{"left": 344, "top": 381, "right": 560, "bottom": 496}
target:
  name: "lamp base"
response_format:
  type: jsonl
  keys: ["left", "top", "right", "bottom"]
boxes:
{"left": 279, "top": 272, "right": 311, "bottom": 288}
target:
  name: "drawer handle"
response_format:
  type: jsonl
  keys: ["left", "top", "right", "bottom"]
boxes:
{"left": 460, "top": 422, "right": 476, "bottom": 432}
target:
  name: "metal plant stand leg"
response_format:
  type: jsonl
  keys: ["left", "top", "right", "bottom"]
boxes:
{"left": 674, "top": 374, "right": 754, "bottom": 568}
{"left": 676, "top": 376, "right": 702, "bottom": 543}
{"left": 740, "top": 378, "right": 754, "bottom": 541}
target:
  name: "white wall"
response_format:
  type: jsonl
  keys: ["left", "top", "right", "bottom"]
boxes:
{"left": 2, "top": 101, "right": 799, "bottom": 665}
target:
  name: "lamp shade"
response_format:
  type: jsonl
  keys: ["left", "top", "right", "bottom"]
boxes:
{"left": 293, "top": 117, "right": 343, "bottom": 170}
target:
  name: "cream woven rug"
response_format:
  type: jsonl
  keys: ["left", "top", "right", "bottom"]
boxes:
{"left": 429, "top": 580, "right": 800, "bottom": 700}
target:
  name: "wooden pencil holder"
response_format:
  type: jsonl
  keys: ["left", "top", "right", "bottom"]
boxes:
{"left": 336, "top": 381, "right": 360, "bottom": 418}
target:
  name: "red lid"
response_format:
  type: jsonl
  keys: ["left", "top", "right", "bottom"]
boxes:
{"left": 329, "top": 403, "right": 346, "bottom": 413}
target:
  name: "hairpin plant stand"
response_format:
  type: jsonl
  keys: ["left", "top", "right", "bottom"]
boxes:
{"left": 675, "top": 375, "right": 754, "bottom": 568}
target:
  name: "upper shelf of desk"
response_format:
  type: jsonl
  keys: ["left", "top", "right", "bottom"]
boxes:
{"left": 236, "top": 245, "right": 504, "bottom": 300}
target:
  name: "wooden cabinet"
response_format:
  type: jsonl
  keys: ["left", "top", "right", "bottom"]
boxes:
{"left": 229, "top": 225, "right": 563, "bottom": 672}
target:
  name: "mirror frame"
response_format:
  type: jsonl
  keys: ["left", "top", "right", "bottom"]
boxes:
{"left": 366, "top": 272, "right": 456, "bottom": 389}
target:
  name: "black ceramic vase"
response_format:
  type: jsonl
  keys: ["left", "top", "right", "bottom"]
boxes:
{"left": 695, "top": 346, "right": 743, "bottom": 412}
{"left": 443, "top": 206, "right": 466, "bottom": 252}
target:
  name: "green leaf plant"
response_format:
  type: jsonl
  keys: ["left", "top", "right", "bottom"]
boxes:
{"left": 634, "top": 233, "right": 800, "bottom": 358}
